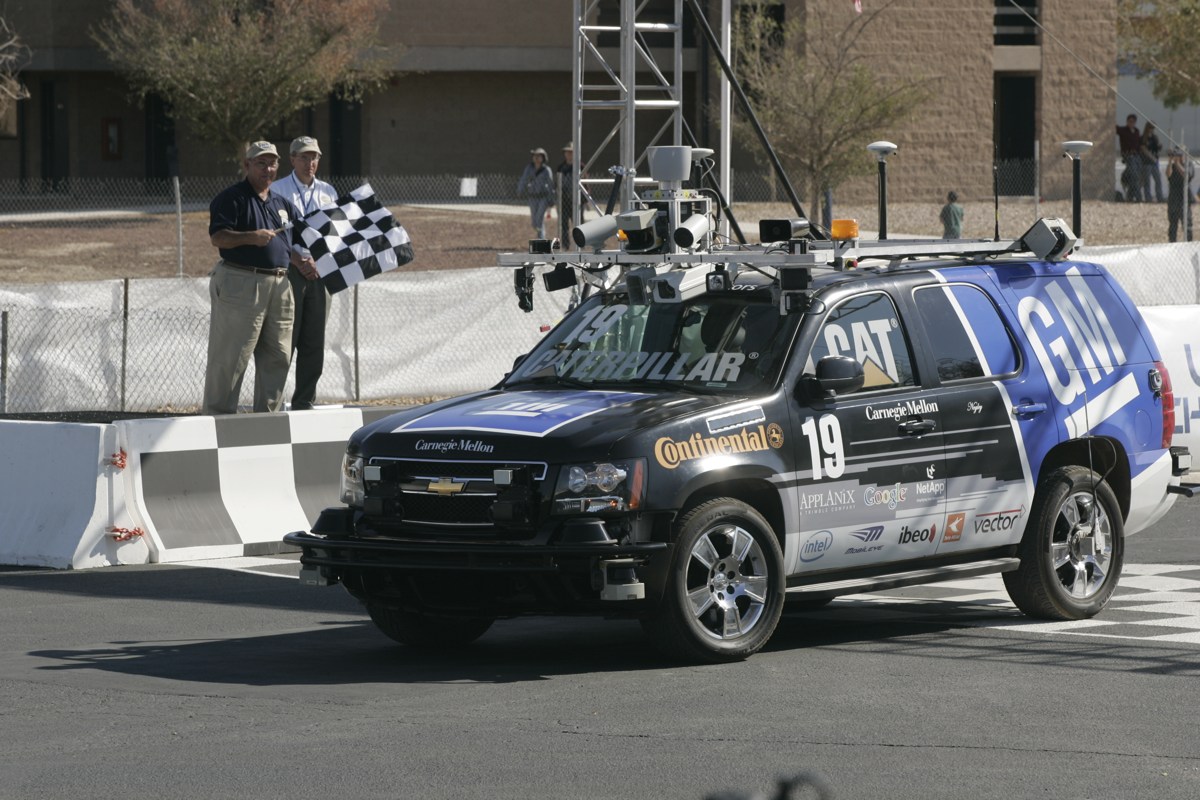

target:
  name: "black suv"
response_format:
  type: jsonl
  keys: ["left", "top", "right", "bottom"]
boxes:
{"left": 286, "top": 217, "right": 1190, "bottom": 662}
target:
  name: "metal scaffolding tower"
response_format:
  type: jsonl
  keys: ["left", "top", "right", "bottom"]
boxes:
{"left": 571, "top": 0, "right": 685, "bottom": 228}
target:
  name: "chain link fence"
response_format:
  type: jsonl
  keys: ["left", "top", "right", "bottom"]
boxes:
{"left": 2, "top": 159, "right": 1199, "bottom": 415}
{"left": 0, "top": 267, "right": 573, "bottom": 414}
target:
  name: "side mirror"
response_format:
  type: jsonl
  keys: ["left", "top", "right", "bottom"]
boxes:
{"left": 799, "top": 355, "right": 864, "bottom": 400}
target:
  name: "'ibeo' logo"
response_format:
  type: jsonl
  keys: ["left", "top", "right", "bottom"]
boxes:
{"left": 863, "top": 482, "right": 908, "bottom": 510}
{"left": 800, "top": 530, "right": 833, "bottom": 562}
{"left": 898, "top": 522, "right": 937, "bottom": 545}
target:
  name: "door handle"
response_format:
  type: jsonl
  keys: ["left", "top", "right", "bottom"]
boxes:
{"left": 1013, "top": 402, "right": 1047, "bottom": 417}
{"left": 898, "top": 418, "right": 936, "bottom": 436}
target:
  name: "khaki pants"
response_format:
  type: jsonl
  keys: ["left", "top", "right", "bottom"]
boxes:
{"left": 202, "top": 260, "right": 295, "bottom": 415}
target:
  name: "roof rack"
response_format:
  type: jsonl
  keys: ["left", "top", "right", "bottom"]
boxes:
{"left": 498, "top": 217, "right": 1079, "bottom": 272}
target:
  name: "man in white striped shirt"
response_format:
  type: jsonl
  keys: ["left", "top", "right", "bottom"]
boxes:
{"left": 271, "top": 136, "right": 339, "bottom": 410}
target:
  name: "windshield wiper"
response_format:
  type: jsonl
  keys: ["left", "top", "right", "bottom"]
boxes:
{"left": 505, "top": 365, "right": 593, "bottom": 390}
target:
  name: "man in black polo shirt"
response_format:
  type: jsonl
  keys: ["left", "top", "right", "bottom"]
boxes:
{"left": 202, "top": 140, "right": 318, "bottom": 415}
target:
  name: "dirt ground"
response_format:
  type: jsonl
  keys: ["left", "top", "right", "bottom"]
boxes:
{"left": 0, "top": 197, "right": 1186, "bottom": 286}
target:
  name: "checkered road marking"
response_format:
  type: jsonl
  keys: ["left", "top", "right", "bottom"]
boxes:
{"left": 819, "top": 563, "right": 1200, "bottom": 645}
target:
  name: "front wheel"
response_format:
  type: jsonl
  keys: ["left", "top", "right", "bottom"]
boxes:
{"left": 1003, "top": 466, "right": 1124, "bottom": 620}
{"left": 366, "top": 605, "right": 494, "bottom": 648}
{"left": 642, "top": 498, "right": 785, "bottom": 663}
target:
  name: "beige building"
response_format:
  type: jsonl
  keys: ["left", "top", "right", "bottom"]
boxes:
{"left": 0, "top": 0, "right": 1115, "bottom": 201}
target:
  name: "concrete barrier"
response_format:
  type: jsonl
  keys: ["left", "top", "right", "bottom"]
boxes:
{"left": 117, "top": 407, "right": 397, "bottom": 563}
{"left": 0, "top": 420, "right": 149, "bottom": 568}
{"left": 0, "top": 407, "right": 402, "bottom": 568}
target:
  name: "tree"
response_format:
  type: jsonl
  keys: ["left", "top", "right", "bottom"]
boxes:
{"left": 1118, "top": 0, "right": 1200, "bottom": 109}
{"left": 0, "top": 16, "right": 30, "bottom": 120}
{"left": 730, "top": 0, "right": 932, "bottom": 217}
{"left": 93, "top": 0, "right": 393, "bottom": 164}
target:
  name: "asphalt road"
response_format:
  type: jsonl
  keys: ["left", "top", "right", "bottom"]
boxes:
{"left": 1, "top": 502, "right": 1198, "bottom": 800}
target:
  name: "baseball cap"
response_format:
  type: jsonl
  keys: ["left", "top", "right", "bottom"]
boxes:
{"left": 530, "top": 147, "right": 548, "bottom": 157}
{"left": 245, "top": 141, "right": 279, "bottom": 160}
{"left": 290, "top": 136, "right": 322, "bottom": 156}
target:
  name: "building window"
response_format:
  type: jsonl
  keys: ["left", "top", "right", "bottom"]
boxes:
{"left": 994, "top": 0, "right": 1038, "bottom": 47}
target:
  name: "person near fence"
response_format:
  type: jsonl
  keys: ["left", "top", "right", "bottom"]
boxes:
{"left": 1142, "top": 122, "right": 1165, "bottom": 203}
{"left": 556, "top": 142, "right": 575, "bottom": 245}
{"left": 940, "top": 191, "right": 963, "bottom": 239}
{"left": 1166, "top": 149, "right": 1194, "bottom": 243}
{"left": 1117, "top": 114, "right": 1145, "bottom": 202}
{"left": 270, "top": 136, "right": 338, "bottom": 410}
{"left": 202, "top": 140, "right": 317, "bottom": 415}
{"left": 517, "top": 147, "right": 555, "bottom": 239}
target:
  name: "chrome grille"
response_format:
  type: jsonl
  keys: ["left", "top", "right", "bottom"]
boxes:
{"left": 365, "top": 457, "right": 548, "bottom": 530}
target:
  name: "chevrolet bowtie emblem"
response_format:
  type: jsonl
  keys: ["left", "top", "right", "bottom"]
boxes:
{"left": 427, "top": 477, "right": 466, "bottom": 496}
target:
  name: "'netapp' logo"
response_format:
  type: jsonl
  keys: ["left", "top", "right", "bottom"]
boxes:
{"left": 898, "top": 522, "right": 937, "bottom": 545}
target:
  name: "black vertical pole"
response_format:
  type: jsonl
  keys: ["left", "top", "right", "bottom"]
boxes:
{"left": 1, "top": 310, "right": 7, "bottom": 414}
{"left": 1072, "top": 156, "right": 1083, "bottom": 237}
{"left": 121, "top": 277, "right": 129, "bottom": 412}
{"left": 878, "top": 161, "right": 888, "bottom": 240}
{"left": 353, "top": 284, "right": 361, "bottom": 403}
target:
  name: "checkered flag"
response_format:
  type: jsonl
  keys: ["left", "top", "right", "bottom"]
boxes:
{"left": 292, "top": 183, "right": 414, "bottom": 294}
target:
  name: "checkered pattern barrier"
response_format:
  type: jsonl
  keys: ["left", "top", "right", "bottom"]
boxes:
{"left": 117, "top": 407, "right": 400, "bottom": 563}
{"left": 0, "top": 408, "right": 400, "bottom": 568}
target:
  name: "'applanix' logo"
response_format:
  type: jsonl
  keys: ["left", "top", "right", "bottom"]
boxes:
{"left": 654, "top": 423, "right": 782, "bottom": 470}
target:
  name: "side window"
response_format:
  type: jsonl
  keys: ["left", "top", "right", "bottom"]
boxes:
{"left": 807, "top": 292, "right": 916, "bottom": 391}
{"left": 912, "top": 283, "right": 1019, "bottom": 381}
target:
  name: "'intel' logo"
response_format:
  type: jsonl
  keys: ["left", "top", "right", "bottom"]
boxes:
{"left": 801, "top": 530, "right": 834, "bottom": 562}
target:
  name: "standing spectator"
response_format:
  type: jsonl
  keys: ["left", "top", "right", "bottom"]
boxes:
{"left": 1116, "top": 114, "right": 1145, "bottom": 202}
{"left": 939, "top": 191, "right": 963, "bottom": 239}
{"left": 556, "top": 142, "right": 575, "bottom": 245}
{"left": 271, "top": 136, "right": 338, "bottom": 411}
{"left": 1142, "top": 122, "right": 1165, "bottom": 203}
{"left": 1166, "top": 149, "right": 1193, "bottom": 242}
{"left": 517, "top": 147, "right": 555, "bottom": 239}
{"left": 202, "top": 140, "right": 315, "bottom": 415}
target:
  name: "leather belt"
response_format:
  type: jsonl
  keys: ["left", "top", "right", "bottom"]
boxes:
{"left": 222, "top": 260, "right": 286, "bottom": 277}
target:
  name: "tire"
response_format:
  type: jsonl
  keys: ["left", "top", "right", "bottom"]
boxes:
{"left": 642, "top": 498, "right": 785, "bottom": 663}
{"left": 366, "top": 605, "right": 494, "bottom": 648}
{"left": 1003, "top": 466, "right": 1124, "bottom": 620}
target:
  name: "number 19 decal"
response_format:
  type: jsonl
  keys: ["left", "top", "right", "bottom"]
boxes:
{"left": 801, "top": 414, "right": 845, "bottom": 480}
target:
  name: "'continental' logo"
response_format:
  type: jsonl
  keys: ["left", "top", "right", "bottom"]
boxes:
{"left": 654, "top": 423, "right": 782, "bottom": 469}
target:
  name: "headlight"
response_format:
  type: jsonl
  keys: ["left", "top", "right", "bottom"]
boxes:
{"left": 553, "top": 458, "right": 645, "bottom": 515}
{"left": 340, "top": 453, "right": 364, "bottom": 507}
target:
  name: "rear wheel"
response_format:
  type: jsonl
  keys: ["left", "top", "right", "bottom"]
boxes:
{"left": 642, "top": 498, "right": 785, "bottom": 663}
{"left": 366, "top": 605, "right": 494, "bottom": 647}
{"left": 1003, "top": 466, "right": 1123, "bottom": 620}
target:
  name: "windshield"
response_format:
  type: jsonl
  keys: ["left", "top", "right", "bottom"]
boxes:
{"left": 505, "top": 289, "right": 798, "bottom": 394}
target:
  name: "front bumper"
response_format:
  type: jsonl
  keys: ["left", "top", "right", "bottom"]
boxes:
{"left": 283, "top": 529, "right": 667, "bottom": 572}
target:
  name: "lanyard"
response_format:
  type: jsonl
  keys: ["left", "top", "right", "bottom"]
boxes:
{"left": 292, "top": 174, "right": 317, "bottom": 217}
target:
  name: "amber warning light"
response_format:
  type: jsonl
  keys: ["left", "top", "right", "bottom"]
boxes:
{"left": 830, "top": 219, "right": 860, "bottom": 240}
